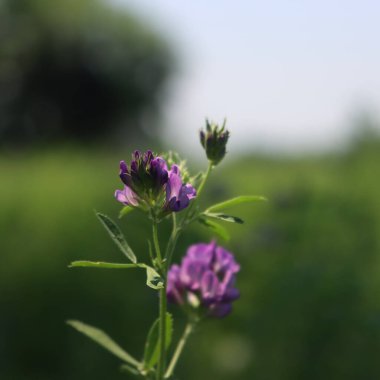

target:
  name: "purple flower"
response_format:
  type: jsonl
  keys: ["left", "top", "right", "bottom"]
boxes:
{"left": 167, "top": 241, "right": 240, "bottom": 318}
{"left": 115, "top": 150, "right": 196, "bottom": 213}
{"left": 165, "top": 165, "right": 196, "bottom": 212}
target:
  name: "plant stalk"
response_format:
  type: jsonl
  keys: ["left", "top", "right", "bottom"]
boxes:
{"left": 152, "top": 220, "right": 167, "bottom": 380}
{"left": 164, "top": 322, "right": 194, "bottom": 379}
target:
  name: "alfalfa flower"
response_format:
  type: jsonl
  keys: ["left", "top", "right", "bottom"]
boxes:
{"left": 167, "top": 241, "right": 240, "bottom": 318}
{"left": 115, "top": 150, "right": 196, "bottom": 214}
{"left": 200, "top": 119, "right": 230, "bottom": 166}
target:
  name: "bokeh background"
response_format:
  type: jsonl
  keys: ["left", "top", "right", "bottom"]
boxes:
{"left": 1, "top": 1, "right": 380, "bottom": 379}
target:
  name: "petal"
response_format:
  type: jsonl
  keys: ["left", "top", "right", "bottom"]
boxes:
{"left": 167, "top": 265, "right": 184, "bottom": 304}
{"left": 214, "top": 246, "right": 240, "bottom": 274}
{"left": 166, "top": 165, "right": 182, "bottom": 202}
{"left": 186, "top": 242, "right": 215, "bottom": 266}
{"left": 184, "top": 184, "right": 197, "bottom": 199}
{"left": 201, "top": 270, "right": 219, "bottom": 303}
{"left": 114, "top": 186, "right": 139, "bottom": 206}
{"left": 209, "top": 303, "right": 232, "bottom": 318}
{"left": 179, "top": 257, "right": 206, "bottom": 291}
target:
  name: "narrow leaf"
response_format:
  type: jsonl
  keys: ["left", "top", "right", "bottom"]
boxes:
{"left": 69, "top": 261, "right": 144, "bottom": 269}
{"left": 68, "top": 261, "right": 163, "bottom": 291}
{"left": 143, "top": 313, "right": 173, "bottom": 370}
{"left": 198, "top": 217, "right": 230, "bottom": 241}
{"left": 206, "top": 195, "right": 267, "bottom": 213}
{"left": 67, "top": 320, "right": 140, "bottom": 367}
{"left": 204, "top": 212, "right": 244, "bottom": 224}
{"left": 145, "top": 266, "right": 164, "bottom": 290}
{"left": 119, "top": 206, "right": 135, "bottom": 219}
{"left": 120, "top": 364, "right": 141, "bottom": 376}
{"left": 96, "top": 212, "right": 137, "bottom": 263}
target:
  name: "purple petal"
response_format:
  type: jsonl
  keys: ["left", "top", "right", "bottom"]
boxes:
{"left": 114, "top": 186, "right": 139, "bottom": 206}
{"left": 201, "top": 270, "right": 219, "bottom": 304}
{"left": 167, "top": 265, "right": 184, "bottom": 304}
{"left": 166, "top": 165, "right": 183, "bottom": 202}
{"left": 186, "top": 242, "right": 216, "bottom": 266}
{"left": 209, "top": 303, "right": 232, "bottom": 318}
{"left": 179, "top": 257, "right": 207, "bottom": 291}
{"left": 214, "top": 246, "right": 240, "bottom": 274}
{"left": 218, "top": 271, "right": 240, "bottom": 302}
{"left": 119, "top": 161, "right": 132, "bottom": 186}
{"left": 184, "top": 184, "right": 197, "bottom": 199}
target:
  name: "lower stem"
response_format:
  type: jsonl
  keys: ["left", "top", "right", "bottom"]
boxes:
{"left": 156, "top": 285, "right": 167, "bottom": 380}
{"left": 164, "top": 322, "right": 194, "bottom": 379}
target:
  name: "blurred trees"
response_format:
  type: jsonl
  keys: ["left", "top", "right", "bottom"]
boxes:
{"left": 0, "top": 0, "right": 173, "bottom": 146}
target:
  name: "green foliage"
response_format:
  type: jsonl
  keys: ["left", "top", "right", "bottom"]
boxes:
{"left": 203, "top": 212, "right": 244, "bottom": 224}
{"left": 2, "top": 138, "right": 380, "bottom": 379}
{"left": 198, "top": 217, "right": 230, "bottom": 241}
{"left": 67, "top": 320, "right": 140, "bottom": 367}
{"left": 143, "top": 313, "right": 173, "bottom": 371}
{"left": 69, "top": 260, "right": 163, "bottom": 290}
{"left": 119, "top": 206, "right": 135, "bottom": 219}
{"left": 96, "top": 212, "right": 137, "bottom": 263}
{"left": 206, "top": 195, "right": 267, "bottom": 212}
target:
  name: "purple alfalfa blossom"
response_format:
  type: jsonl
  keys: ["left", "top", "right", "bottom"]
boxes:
{"left": 115, "top": 150, "right": 196, "bottom": 213}
{"left": 165, "top": 165, "right": 196, "bottom": 212}
{"left": 167, "top": 241, "right": 240, "bottom": 318}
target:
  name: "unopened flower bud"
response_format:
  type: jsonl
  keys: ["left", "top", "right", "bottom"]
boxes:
{"left": 200, "top": 119, "right": 230, "bottom": 165}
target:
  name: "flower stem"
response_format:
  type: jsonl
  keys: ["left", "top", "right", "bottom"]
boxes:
{"left": 152, "top": 220, "right": 168, "bottom": 380}
{"left": 156, "top": 285, "right": 167, "bottom": 380}
{"left": 152, "top": 221, "right": 162, "bottom": 264}
{"left": 196, "top": 161, "right": 213, "bottom": 199}
{"left": 164, "top": 322, "right": 194, "bottom": 379}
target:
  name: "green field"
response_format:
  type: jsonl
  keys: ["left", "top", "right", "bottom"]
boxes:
{"left": 1, "top": 139, "right": 380, "bottom": 379}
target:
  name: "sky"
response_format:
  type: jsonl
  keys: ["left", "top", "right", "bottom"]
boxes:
{"left": 113, "top": 0, "right": 380, "bottom": 156}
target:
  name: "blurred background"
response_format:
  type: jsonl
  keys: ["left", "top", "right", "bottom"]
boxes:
{"left": 1, "top": 0, "right": 380, "bottom": 379}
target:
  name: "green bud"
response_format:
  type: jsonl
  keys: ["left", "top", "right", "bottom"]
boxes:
{"left": 200, "top": 119, "right": 230, "bottom": 165}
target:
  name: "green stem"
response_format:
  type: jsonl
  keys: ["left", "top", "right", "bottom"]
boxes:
{"left": 164, "top": 322, "right": 194, "bottom": 379}
{"left": 165, "top": 214, "right": 180, "bottom": 269}
{"left": 196, "top": 161, "right": 213, "bottom": 199}
{"left": 157, "top": 286, "right": 167, "bottom": 380}
{"left": 152, "top": 220, "right": 167, "bottom": 380}
{"left": 152, "top": 221, "right": 162, "bottom": 264}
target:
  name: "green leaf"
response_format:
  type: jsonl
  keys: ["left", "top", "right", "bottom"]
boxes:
{"left": 67, "top": 320, "right": 140, "bottom": 367}
{"left": 96, "top": 212, "right": 137, "bottom": 263}
{"left": 68, "top": 261, "right": 163, "bottom": 290}
{"left": 206, "top": 195, "right": 267, "bottom": 213}
{"left": 69, "top": 261, "right": 144, "bottom": 269}
{"left": 119, "top": 206, "right": 135, "bottom": 219}
{"left": 120, "top": 364, "right": 141, "bottom": 376}
{"left": 204, "top": 212, "right": 244, "bottom": 224}
{"left": 198, "top": 217, "right": 230, "bottom": 241}
{"left": 145, "top": 266, "right": 164, "bottom": 290}
{"left": 143, "top": 313, "right": 173, "bottom": 370}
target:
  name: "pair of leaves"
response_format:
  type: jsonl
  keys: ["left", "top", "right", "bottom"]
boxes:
{"left": 199, "top": 195, "right": 267, "bottom": 240}
{"left": 69, "top": 261, "right": 164, "bottom": 290}
{"left": 69, "top": 213, "right": 163, "bottom": 290}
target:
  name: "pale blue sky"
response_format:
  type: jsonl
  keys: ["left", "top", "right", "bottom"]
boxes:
{"left": 113, "top": 0, "right": 380, "bottom": 155}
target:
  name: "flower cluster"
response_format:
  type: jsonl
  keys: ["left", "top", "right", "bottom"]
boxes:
{"left": 167, "top": 241, "right": 240, "bottom": 318}
{"left": 115, "top": 150, "right": 196, "bottom": 214}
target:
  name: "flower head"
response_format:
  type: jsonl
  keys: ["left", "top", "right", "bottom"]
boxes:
{"left": 115, "top": 150, "right": 196, "bottom": 214}
{"left": 167, "top": 241, "right": 240, "bottom": 318}
{"left": 200, "top": 119, "right": 230, "bottom": 166}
